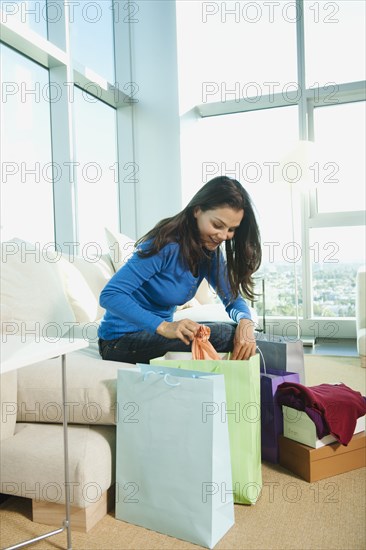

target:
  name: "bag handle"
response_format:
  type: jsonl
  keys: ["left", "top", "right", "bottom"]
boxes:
{"left": 256, "top": 346, "right": 267, "bottom": 374}
{"left": 143, "top": 370, "right": 203, "bottom": 386}
{"left": 143, "top": 370, "right": 181, "bottom": 387}
{"left": 163, "top": 373, "right": 180, "bottom": 387}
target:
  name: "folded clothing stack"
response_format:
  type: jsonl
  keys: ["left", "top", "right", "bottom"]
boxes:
{"left": 276, "top": 382, "right": 366, "bottom": 446}
{"left": 277, "top": 382, "right": 366, "bottom": 482}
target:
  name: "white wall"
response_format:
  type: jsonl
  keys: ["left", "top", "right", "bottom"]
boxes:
{"left": 123, "top": 0, "right": 182, "bottom": 238}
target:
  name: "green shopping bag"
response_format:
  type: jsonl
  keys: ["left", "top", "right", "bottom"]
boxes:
{"left": 151, "top": 352, "right": 261, "bottom": 504}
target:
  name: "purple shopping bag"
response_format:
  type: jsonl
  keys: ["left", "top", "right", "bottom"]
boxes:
{"left": 261, "top": 368, "right": 300, "bottom": 463}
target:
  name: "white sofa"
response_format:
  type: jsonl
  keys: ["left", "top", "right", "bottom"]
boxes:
{"left": 1, "top": 233, "right": 254, "bottom": 531}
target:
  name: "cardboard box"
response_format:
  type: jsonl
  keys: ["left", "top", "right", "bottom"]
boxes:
{"left": 279, "top": 432, "right": 366, "bottom": 482}
{"left": 282, "top": 406, "right": 365, "bottom": 448}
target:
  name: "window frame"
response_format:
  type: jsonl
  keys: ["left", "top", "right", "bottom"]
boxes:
{"left": 189, "top": 0, "right": 366, "bottom": 338}
{"left": 0, "top": 0, "right": 135, "bottom": 250}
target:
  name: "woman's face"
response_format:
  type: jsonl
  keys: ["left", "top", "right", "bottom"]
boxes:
{"left": 194, "top": 206, "right": 244, "bottom": 250}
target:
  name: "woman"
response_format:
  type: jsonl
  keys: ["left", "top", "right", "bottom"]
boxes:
{"left": 98, "top": 176, "right": 261, "bottom": 364}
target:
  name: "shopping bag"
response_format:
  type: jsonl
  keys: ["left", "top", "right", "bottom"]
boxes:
{"left": 255, "top": 333, "right": 305, "bottom": 383}
{"left": 151, "top": 352, "right": 261, "bottom": 505}
{"left": 115, "top": 365, "right": 234, "bottom": 549}
{"left": 260, "top": 368, "right": 300, "bottom": 463}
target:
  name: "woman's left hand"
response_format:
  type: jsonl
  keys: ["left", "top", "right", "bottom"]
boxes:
{"left": 231, "top": 318, "right": 256, "bottom": 360}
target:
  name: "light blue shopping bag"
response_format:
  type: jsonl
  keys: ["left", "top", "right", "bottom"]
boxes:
{"left": 115, "top": 364, "right": 234, "bottom": 549}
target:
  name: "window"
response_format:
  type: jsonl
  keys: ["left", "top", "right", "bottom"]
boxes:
{"left": 69, "top": 0, "right": 115, "bottom": 83}
{"left": 0, "top": 44, "right": 54, "bottom": 244}
{"left": 186, "top": 105, "right": 302, "bottom": 317}
{"left": 308, "top": 101, "right": 366, "bottom": 320}
{"left": 313, "top": 101, "right": 366, "bottom": 213}
{"left": 73, "top": 87, "right": 119, "bottom": 249}
{"left": 304, "top": 0, "right": 366, "bottom": 87}
{"left": 1, "top": 0, "right": 48, "bottom": 39}
{"left": 176, "top": 0, "right": 297, "bottom": 112}
{"left": 310, "top": 226, "right": 365, "bottom": 317}
{"left": 1, "top": 0, "right": 130, "bottom": 254}
{"left": 177, "top": 0, "right": 366, "bottom": 337}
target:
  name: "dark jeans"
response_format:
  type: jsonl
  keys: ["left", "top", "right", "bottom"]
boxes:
{"left": 98, "top": 322, "right": 236, "bottom": 365}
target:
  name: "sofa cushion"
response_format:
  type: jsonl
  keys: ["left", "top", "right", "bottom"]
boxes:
{"left": 1, "top": 239, "right": 76, "bottom": 338}
{"left": 0, "top": 371, "right": 17, "bottom": 441}
{"left": 176, "top": 297, "right": 200, "bottom": 311}
{"left": 16, "top": 350, "right": 135, "bottom": 425}
{"left": 104, "top": 227, "right": 135, "bottom": 272}
{"left": 173, "top": 303, "right": 235, "bottom": 324}
{"left": 0, "top": 423, "right": 115, "bottom": 507}
{"left": 173, "top": 302, "right": 259, "bottom": 327}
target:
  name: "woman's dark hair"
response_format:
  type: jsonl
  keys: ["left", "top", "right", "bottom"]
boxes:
{"left": 136, "top": 176, "right": 262, "bottom": 301}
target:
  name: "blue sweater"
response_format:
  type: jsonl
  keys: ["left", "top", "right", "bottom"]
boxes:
{"left": 98, "top": 241, "right": 251, "bottom": 340}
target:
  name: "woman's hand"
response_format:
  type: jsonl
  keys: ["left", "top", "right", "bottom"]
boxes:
{"left": 231, "top": 318, "right": 256, "bottom": 360}
{"left": 156, "top": 319, "right": 201, "bottom": 345}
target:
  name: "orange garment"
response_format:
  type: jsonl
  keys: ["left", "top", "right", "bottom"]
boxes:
{"left": 192, "top": 325, "right": 221, "bottom": 360}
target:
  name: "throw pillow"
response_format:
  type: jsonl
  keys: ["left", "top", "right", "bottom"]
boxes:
{"left": 105, "top": 227, "right": 135, "bottom": 272}
{"left": 195, "top": 278, "right": 220, "bottom": 305}
{"left": 57, "top": 256, "right": 98, "bottom": 323}
{"left": 1, "top": 238, "right": 76, "bottom": 338}
{"left": 72, "top": 254, "right": 115, "bottom": 320}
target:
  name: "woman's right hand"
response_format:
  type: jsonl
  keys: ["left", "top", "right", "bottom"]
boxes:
{"left": 156, "top": 319, "right": 201, "bottom": 345}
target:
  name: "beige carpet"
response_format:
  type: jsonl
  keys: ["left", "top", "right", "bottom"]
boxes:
{"left": 1, "top": 355, "right": 365, "bottom": 550}
{"left": 305, "top": 355, "right": 365, "bottom": 394}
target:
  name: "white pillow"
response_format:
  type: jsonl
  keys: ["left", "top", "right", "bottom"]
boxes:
{"left": 71, "top": 254, "right": 115, "bottom": 320}
{"left": 105, "top": 227, "right": 135, "bottom": 272}
{"left": 195, "top": 278, "right": 220, "bottom": 305}
{"left": 1, "top": 239, "right": 76, "bottom": 338}
{"left": 57, "top": 256, "right": 98, "bottom": 323}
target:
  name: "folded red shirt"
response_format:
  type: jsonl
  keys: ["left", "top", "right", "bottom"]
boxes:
{"left": 277, "top": 382, "right": 366, "bottom": 445}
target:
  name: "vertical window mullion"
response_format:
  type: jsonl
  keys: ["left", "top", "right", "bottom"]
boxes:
{"left": 296, "top": 0, "right": 311, "bottom": 326}
{"left": 113, "top": 0, "right": 137, "bottom": 238}
{"left": 296, "top": 0, "right": 307, "bottom": 141}
{"left": 48, "top": 1, "right": 78, "bottom": 250}
{"left": 49, "top": 66, "right": 78, "bottom": 248}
